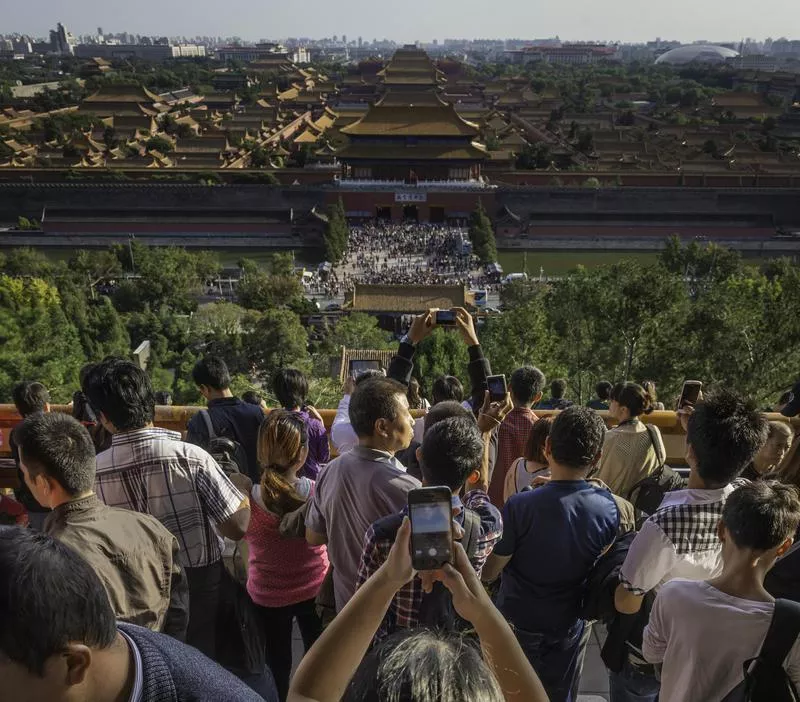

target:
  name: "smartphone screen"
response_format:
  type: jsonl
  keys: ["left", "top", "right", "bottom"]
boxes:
{"left": 435, "top": 309, "right": 457, "bottom": 326}
{"left": 487, "top": 374, "right": 507, "bottom": 402}
{"left": 678, "top": 380, "right": 703, "bottom": 409}
{"left": 409, "top": 489, "right": 452, "bottom": 570}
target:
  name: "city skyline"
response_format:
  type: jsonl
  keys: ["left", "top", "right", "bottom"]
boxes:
{"left": 3, "top": 0, "right": 800, "bottom": 45}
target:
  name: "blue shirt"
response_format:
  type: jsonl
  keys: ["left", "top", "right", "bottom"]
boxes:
{"left": 494, "top": 480, "right": 619, "bottom": 633}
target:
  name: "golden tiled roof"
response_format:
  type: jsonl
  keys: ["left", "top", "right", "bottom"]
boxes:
{"left": 338, "top": 348, "right": 396, "bottom": 383}
{"left": 350, "top": 284, "right": 468, "bottom": 313}
{"left": 341, "top": 105, "right": 479, "bottom": 137}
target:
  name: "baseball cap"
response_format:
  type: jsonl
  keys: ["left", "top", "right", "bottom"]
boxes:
{"left": 782, "top": 381, "right": 800, "bottom": 418}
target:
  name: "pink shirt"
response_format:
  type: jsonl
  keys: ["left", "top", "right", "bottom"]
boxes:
{"left": 245, "top": 482, "right": 329, "bottom": 608}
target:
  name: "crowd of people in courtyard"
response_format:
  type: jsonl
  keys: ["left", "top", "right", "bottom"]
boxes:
{"left": 3, "top": 306, "right": 800, "bottom": 702}
{"left": 311, "top": 223, "right": 500, "bottom": 299}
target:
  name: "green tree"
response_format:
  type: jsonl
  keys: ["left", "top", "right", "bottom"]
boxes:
{"left": 236, "top": 259, "right": 305, "bottom": 311}
{"left": 244, "top": 308, "right": 309, "bottom": 380}
{"left": 468, "top": 200, "right": 497, "bottom": 264}
{"left": 323, "top": 197, "right": 349, "bottom": 263}
{"left": 480, "top": 292, "right": 558, "bottom": 380}
{"left": 0, "top": 276, "right": 84, "bottom": 402}
{"left": 113, "top": 244, "right": 220, "bottom": 314}
{"left": 146, "top": 135, "right": 175, "bottom": 154}
{"left": 324, "top": 312, "right": 392, "bottom": 351}
{"left": 413, "top": 328, "right": 470, "bottom": 390}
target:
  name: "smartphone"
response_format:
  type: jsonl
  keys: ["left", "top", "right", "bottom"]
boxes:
{"left": 677, "top": 380, "right": 703, "bottom": 410}
{"left": 435, "top": 309, "right": 457, "bottom": 326}
{"left": 408, "top": 487, "right": 453, "bottom": 571}
{"left": 487, "top": 374, "right": 508, "bottom": 402}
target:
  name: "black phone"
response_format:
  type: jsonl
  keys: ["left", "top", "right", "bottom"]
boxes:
{"left": 487, "top": 374, "right": 507, "bottom": 402}
{"left": 677, "top": 380, "right": 703, "bottom": 410}
{"left": 408, "top": 487, "right": 453, "bottom": 571}
{"left": 435, "top": 309, "right": 457, "bottom": 326}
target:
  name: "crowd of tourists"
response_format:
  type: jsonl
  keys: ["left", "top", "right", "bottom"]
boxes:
{"left": 2, "top": 307, "right": 800, "bottom": 702}
{"left": 314, "top": 223, "right": 499, "bottom": 299}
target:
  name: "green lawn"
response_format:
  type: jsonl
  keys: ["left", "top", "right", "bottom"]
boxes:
{"left": 496, "top": 250, "right": 660, "bottom": 276}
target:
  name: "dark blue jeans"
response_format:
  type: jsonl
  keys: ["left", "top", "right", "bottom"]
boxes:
{"left": 609, "top": 658, "right": 660, "bottom": 702}
{"left": 514, "top": 620, "right": 587, "bottom": 702}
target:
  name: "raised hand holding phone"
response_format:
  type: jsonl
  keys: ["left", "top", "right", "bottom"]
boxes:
{"left": 408, "top": 487, "right": 453, "bottom": 571}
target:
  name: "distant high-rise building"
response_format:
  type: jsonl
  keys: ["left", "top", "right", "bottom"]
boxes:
{"left": 51, "top": 22, "right": 74, "bottom": 56}
{"left": 97, "top": 27, "right": 103, "bottom": 36}
{"left": 358, "top": 36, "right": 363, "bottom": 47}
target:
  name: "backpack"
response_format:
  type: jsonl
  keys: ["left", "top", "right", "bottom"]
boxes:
{"left": 626, "top": 424, "right": 686, "bottom": 525}
{"left": 581, "top": 530, "right": 636, "bottom": 623}
{"left": 721, "top": 599, "right": 800, "bottom": 702}
{"left": 417, "top": 508, "right": 481, "bottom": 633}
{"left": 198, "top": 410, "right": 247, "bottom": 477}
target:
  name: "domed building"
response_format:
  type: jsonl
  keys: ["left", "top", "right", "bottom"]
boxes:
{"left": 655, "top": 44, "right": 739, "bottom": 65}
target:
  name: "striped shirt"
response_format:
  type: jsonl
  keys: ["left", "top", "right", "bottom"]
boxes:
{"left": 95, "top": 428, "right": 245, "bottom": 569}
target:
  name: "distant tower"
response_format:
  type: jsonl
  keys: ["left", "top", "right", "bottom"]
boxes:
{"left": 343, "top": 34, "right": 347, "bottom": 45}
{"left": 98, "top": 27, "right": 104, "bottom": 36}
{"left": 52, "top": 22, "right": 74, "bottom": 55}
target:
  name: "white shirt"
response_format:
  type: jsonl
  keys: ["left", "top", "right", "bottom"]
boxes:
{"left": 620, "top": 483, "right": 739, "bottom": 595}
{"left": 412, "top": 416, "right": 425, "bottom": 445}
{"left": 643, "top": 579, "right": 800, "bottom": 702}
{"left": 331, "top": 395, "right": 358, "bottom": 455}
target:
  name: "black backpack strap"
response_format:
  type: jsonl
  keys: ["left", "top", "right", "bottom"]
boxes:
{"left": 759, "top": 599, "right": 800, "bottom": 665}
{"left": 460, "top": 508, "right": 481, "bottom": 560}
{"left": 644, "top": 423, "right": 666, "bottom": 468}
{"left": 199, "top": 409, "right": 217, "bottom": 441}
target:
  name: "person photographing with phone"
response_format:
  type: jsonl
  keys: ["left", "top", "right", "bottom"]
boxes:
{"left": 289, "top": 519, "right": 549, "bottom": 702}
{"left": 357, "top": 414, "right": 503, "bottom": 642}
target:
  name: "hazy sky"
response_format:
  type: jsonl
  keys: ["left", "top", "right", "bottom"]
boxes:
{"left": 6, "top": 0, "right": 799, "bottom": 43}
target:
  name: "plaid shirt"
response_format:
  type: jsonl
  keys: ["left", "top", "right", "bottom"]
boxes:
{"left": 356, "top": 489, "right": 503, "bottom": 642}
{"left": 619, "top": 480, "right": 746, "bottom": 596}
{"left": 489, "top": 406, "right": 539, "bottom": 507}
{"left": 95, "top": 428, "right": 245, "bottom": 569}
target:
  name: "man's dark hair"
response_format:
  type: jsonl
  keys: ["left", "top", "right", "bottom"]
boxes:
{"left": 349, "top": 377, "right": 407, "bottom": 438}
{"left": 548, "top": 406, "right": 606, "bottom": 470}
{"left": 192, "top": 355, "right": 231, "bottom": 391}
{"left": 0, "top": 528, "right": 117, "bottom": 675}
{"left": 354, "top": 369, "right": 385, "bottom": 387}
{"left": 154, "top": 390, "right": 172, "bottom": 406}
{"left": 273, "top": 368, "right": 309, "bottom": 409}
{"left": 84, "top": 357, "right": 155, "bottom": 431}
{"left": 596, "top": 381, "right": 613, "bottom": 401}
{"left": 344, "top": 629, "right": 503, "bottom": 702}
{"left": 723, "top": 481, "right": 800, "bottom": 551}
{"left": 431, "top": 375, "right": 464, "bottom": 405}
{"left": 420, "top": 416, "right": 484, "bottom": 491}
{"left": 242, "top": 390, "right": 262, "bottom": 406}
{"left": 551, "top": 378, "right": 567, "bottom": 399}
{"left": 12, "top": 381, "right": 50, "bottom": 417}
{"left": 687, "top": 390, "right": 769, "bottom": 486}
{"left": 510, "top": 366, "right": 546, "bottom": 406}
{"left": 779, "top": 391, "right": 792, "bottom": 406}
{"left": 16, "top": 412, "right": 96, "bottom": 496}
{"left": 423, "top": 400, "right": 473, "bottom": 434}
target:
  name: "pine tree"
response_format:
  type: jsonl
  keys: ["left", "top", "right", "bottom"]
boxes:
{"left": 324, "top": 197, "right": 349, "bottom": 263}
{"left": 469, "top": 200, "right": 497, "bottom": 264}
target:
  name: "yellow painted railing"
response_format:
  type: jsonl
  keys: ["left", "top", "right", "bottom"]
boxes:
{"left": 2, "top": 405, "right": 798, "bottom": 489}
